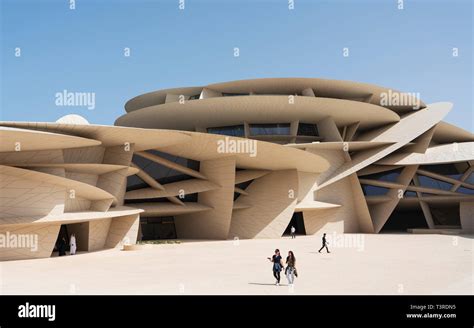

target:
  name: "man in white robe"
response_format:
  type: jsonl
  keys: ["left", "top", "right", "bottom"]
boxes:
{"left": 69, "top": 234, "right": 77, "bottom": 255}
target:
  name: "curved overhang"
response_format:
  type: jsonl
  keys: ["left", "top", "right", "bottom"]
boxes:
{"left": 116, "top": 95, "right": 400, "bottom": 131}
{"left": 0, "top": 165, "right": 116, "bottom": 201}
{"left": 4, "top": 163, "right": 139, "bottom": 176}
{"left": 155, "top": 131, "right": 331, "bottom": 173}
{"left": 0, "top": 206, "right": 143, "bottom": 227}
{"left": 0, "top": 126, "right": 101, "bottom": 152}
{"left": 125, "top": 86, "right": 203, "bottom": 112}
{"left": 0, "top": 122, "right": 192, "bottom": 152}
{"left": 124, "top": 77, "right": 425, "bottom": 114}
{"left": 432, "top": 121, "right": 474, "bottom": 144}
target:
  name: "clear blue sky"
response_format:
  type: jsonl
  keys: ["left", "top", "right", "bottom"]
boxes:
{"left": 1, "top": 0, "right": 472, "bottom": 131}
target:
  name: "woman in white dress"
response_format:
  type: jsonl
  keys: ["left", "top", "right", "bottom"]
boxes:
{"left": 69, "top": 233, "right": 77, "bottom": 255}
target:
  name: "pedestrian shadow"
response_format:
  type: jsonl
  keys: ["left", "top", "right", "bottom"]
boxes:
{"left": 309, "top": 252, "right": 331, "bottom": 254}
{"left": 248, "top": 283, "right": 289, "bottom": 286}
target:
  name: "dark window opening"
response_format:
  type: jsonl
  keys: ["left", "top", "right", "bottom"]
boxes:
{"left": 466, "top": 172, "right": 474, "bottom": 185}
{"left": 207, "top": 125, "right": 245, "bottom": 137}
{"left": 417, "top": 175, "right": 453, "bottom": 191}
{"left": 380, "top": 204, "right": 428, "bottom": 232}
{"left": 297, "top": 123, "right": 319, "bottom": 136}
{"left": 420, "top": 163, "right": 469, "bottom": 178}
{"left": 361, "top": 184, "right": 389, "bottom": 196}
{"left": 430, "top": 205, "right": 461, "bottom": 226}
{"left": 140, "top": 217, "right": 177, "bottom": 240}
{"left": 177, "top": 193, "right": 198, "bottom": 202}
{"left": 188, "top": 94, "right": 200, "bottom": 100}
{"left": 456, "top": 186, "right": 474, "bottom": 195}
{"left": 283, "top": 212, "right": 306, "bottom": 236}
{"left": 249, "top": 123, "right": 291, "bottom": 136}
{"left": 126, "top": 197, "right": 173, "bottom": 204}
{"left": 403, "top": 190, "right": 417, "bottom": 198}
{"left": 127, "top": 150, "right": 200, "bottom": 191}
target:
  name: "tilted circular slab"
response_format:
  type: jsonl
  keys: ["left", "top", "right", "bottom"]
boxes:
{"left": 0, "top": 126, "right": 101, "bottom": 152}
{"left": 4, "top": 163, "right": 139, "bottom": 176}
{"left": 125, "top": 77, "right": 425, "bottom": 113}
{"left": 0, "top": 165, "right": 116, "bottom": 201}
{"left": 0, "top": 206, "right": 143, "bottom": 227}
{"left": 0, "top": 122, "right": 192, "bottom": 151}
{"left": 156, "top": 131, "right": 331, "bottom": 173}
{"left": 116, "top": 96, "right": 400, "bottom": 131}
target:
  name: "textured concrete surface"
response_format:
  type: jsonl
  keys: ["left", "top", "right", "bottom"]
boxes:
{"left": 0, "top": 234, "right": 472, "bottom": 295}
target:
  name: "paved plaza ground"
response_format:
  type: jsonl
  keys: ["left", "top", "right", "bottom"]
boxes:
{"left": 0, "top": 234, "right": 472, "bottom": 295}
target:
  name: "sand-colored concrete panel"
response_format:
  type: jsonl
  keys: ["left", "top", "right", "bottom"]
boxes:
{"left": 136, "top": 203, "right": 212, "bottom": 217}
{"left": 0, "top": 166, "right": 116, "bottom": 202}
{"left": 157, "top": 133, "right": 330, "bottom": 173}
{"left": 344, "top": 122, "right": 360, "bottom": 141}
{"left": 349, "top": 173, "right": 374, "bottom": 233}
{"left": 229, "top": 170, "right": 298, "bottom": 239}
{"left": 460, "top": 202, "right": 474, "bottom": 233}
{"left": 0, "top": 122, "right": 192, "bottom": 152}
{"left": 0, "top": 206, "right": 142, "bottom": 227}
{"left": 105, "top": 214, "right": 140, "bottom": 248}
{"left": 317, "top": 116, "right": 343, "bottom": 142}
{"left": 304, "top": 176, "right": 362, "bottom": 235}
{"left": 302, "top": 208, "right": 342, "bottom": 235}
{"left": 432, "top": 121, "right": 474, "bottom": 144}
{"left": 234, "top": 169, "right": 270, "bottom": 184}
{"left": 63, "top": 146, "right": 105, "bottom": 164}
{"left": 5, "top": 163, "right": 137, "bottom": 176}
{"left": 286, "top": 141, "right": 394, "bottom": 151}
{"left": 0, "top": 149, "right": 64, "bottom": 165}
{"left": 0, "top": 126, "right": 101, "bottom": 152}
{"left": 64, "top": 196, "right": 91, "bottom": 212}
{"left": 175, "top": 158, "right": 236, "bottom": 239}
{"left": 0, "top": 223, "right": 60, "bottom": 261}
{"left": 317, "top": 103, "right": 451, "bottom": 189}
{"left": 0, "top": 172, "right": 66, "bottom": 219}
{"left": 370, "top": 166, "right": 419, "bottom": 233}
{"left": 88, "top": 218, "right": 112, "bottom": 251}
{"left": 377, "top": 142, "right": 474, "bottom": 165}
{"left": 96, "top": 168, "right": 129, "bottom": 206}
{"left": 116, "top": 95, "right": 400, "bottom": 131}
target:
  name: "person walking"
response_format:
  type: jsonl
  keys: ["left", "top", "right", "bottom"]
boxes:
{"left": 69, "top": 233, "right": 77, "bottom": 255}
{"left": 268, "top": 249, "right": 284, "bottom": 286}
{"left": 290, "top": 226, "right": 296, "bottom": 239}
{"left": 285, "top": 251, "right": 297, "bottom": 285}
{"left": 318, "top": 233, "right": 330, "bottom": 253}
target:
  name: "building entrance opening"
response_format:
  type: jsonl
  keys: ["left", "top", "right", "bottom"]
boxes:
{"left": 283, "top": 212, "right": 306, "bottom": 236}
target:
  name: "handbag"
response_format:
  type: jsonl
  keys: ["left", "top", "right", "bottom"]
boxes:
{"left": 294, "top": 267, "right": 298, "bottom": 277}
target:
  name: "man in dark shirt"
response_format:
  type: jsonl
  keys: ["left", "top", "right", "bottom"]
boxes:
{"left": 318, "top": 233, "right": 330, "bottom": 253}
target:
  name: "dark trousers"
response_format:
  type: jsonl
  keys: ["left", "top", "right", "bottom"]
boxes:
{"left": 273, "top": 270, "right": 281, "bottom": 283}
{"left": 291, "top": 233, "right": 295, "bottom": 239}
{"left": 319, "top": 244, "right": 330, "bottom": 253}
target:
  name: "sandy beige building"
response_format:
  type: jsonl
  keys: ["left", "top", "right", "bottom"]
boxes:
{"left": 1, "top": 78, "right": 473, "bottom": 260}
